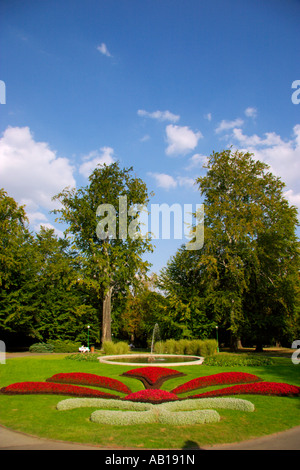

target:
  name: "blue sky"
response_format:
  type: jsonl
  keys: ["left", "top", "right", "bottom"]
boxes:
{"left": 1, "top": 0, "right": 300, "bottom": 274}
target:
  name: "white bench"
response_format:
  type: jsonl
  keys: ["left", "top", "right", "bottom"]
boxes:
{"left": 79, "top": 346, "right": 90, "bottom": 353}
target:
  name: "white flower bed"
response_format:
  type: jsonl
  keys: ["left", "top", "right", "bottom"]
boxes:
{"left": 91, "top": 409, "right": 157, "bottom": 425}
{"left": 157, "top": 409, "right": 220, "bottom": 425}
{"left": 56, "top": 398, "right": 153, "bottom": 411}
{"left": 56, "top": 396, "right": 254, "bottom": 425}
{"left": 157, "top": 397, "right": 255, "bottom": 413}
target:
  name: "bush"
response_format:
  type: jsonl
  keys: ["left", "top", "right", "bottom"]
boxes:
{"left": 66, "top": 353, "right": 99, "bottom": 362}
{"left": 102, "top": 341, "right": 130, "bottom": 355}
{"left": 49, "top": 340, "right": 82, "bottom": 353}
{"left": 204, "top": 354, "right": 274, "bottom": 367}
{"left": 156, "top": 338, "right": 217, "bottom": 357}
{"left": 114, "top": 341, "right": 130, "bottom": 355}
{"left": 29, "top": 343, "right": 54, "bottom": 353}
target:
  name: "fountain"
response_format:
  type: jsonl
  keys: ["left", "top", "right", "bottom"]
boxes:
{"left": 99, "top": 324, "right": 204, "bottom": 367}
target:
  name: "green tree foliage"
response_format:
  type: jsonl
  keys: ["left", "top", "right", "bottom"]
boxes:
{"left": 160, "top": 149, "right": 299, "bottom": 350}
{"left": 119, "top": 276, "right": 167, "bottom": 346}
{"left": 158, "top": 247, "right": 216, "bottom": 339}
{"left": 0, "top": 189, "right": 34, "bottom": 336}
{"left": 0, "top": 189, "right": 97, "bottom": 344}
{"left": 53, "top": 162, "right": 153, "bottom": 343}
{"left": 195, "top": 149, "right": 299, "bottom": 349}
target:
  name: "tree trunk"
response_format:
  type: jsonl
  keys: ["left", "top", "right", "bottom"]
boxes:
{"left": 255, "top": 340, "right": 264, "bottom": 352}
{"left": 230, "top": 335, "right": 242, "bottom": 352}
{"left": 101, "top": 286, "right": 113, "bottom": 344}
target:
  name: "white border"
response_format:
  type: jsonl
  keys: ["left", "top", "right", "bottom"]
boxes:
{"left": 98, "top": 353, "right": 204, "bottom": 367}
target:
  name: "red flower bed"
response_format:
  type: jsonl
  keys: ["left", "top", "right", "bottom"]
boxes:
{"left": 186, "top": 382, "right": 300, "bottom": 399}
{"left": 46, "top": 373, "right": 131, "bottom": 394}
{"left": 0, "top": 382, "right": 120, "bottom": 398}
{"left": 171, "top": 372, "right": 260, "bottom": 395}
{"left": 124, "top": 389, "right": 179, "bottom": 404}
{"left": 121, "top": 366, "right": 185, "bottom": 389}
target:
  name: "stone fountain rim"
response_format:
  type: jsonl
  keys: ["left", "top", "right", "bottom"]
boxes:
{"left": 98, "top": 353, "right": 204, "bottom": 367}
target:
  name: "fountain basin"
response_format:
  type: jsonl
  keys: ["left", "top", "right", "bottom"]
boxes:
{"left": 98, "top": 354, "right": 204, "bottom": 367}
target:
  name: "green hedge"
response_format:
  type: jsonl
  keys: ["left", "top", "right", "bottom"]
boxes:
{"left": 49, "top": 340, "right": 82, "bottom": 353}
{"left": 29, "top": 343, "right": 54, "bottom": 353}
{"left": 29, "top": 340, "right": 82, "bottom": 354}
{"left": 154, "top": 338, "right": 218, "bottom": 356}
{"left": 204, "top": 354, "right": 274, "bottom": 367}
{"left": 102, "top": 341, "right": 130, "bottom": 355}
{"left": 66, "top": 353, "right": 99, "bottom": 362}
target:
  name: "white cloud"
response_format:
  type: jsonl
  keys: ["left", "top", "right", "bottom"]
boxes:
{"left": 0, "top": 126, "right": 75, "bottom": 227}
{"left": 245, "top": 107, "right": 257, "bottom": 118}
{"left": 148, "top": 172, "right": 177, "bottom": 190}
{"left": 148, "top": 173, "right": 196, "bottom": 191}
{"left": 97, "top": 43, "right": 112, "bottom": 57}
{"left": 215, "top": 118, "right": 244, "bottom": 133}
{"left": 185, "top": 153, "right": 208, "bottom": 170}
{"left": 137, "top": 109, "right": 180, "bottom": 123}
{"left": 79, "top": 146, "right": 115, "bottom": 178}
{"left": 177, "top": 176, "right": 197, "bottom": 190}
{"left": 284, "top": 189, "right": 300, "bottom": 209}
{"left": 229, "top": 124, "right": 300, "bottom": 213}
{"left": 165, "top": 124, "right": 202, "bottom": 156}
{"left": 204, "top": 113, "right": 212, "bottom": 121}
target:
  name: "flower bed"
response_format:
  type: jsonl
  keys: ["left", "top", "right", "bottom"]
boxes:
{"left": 121, "top": 366, "right": 185, "bottom": 389}
{"left": 157, "top": 409, "right": 220, "bottom": 425}
{"left": 90, "top": 409, "right": 157, "bottom": 426}
{"left": 57, "top": 398, "right": 154, "bottom": 411}
{"left": 123, "top": 389, "right": 179, "bottom": 404}
{"left": 0, "top": 382, "right": 120, "bottom": 398}
{"left": 187, "top": 382, "right": 300, "bottom": 398}
{"left": 46, "top": 372, "right": 131, "bottom": 394}
{"left": 57, "top": 397, "right": 255, "bottom": 425}
{"left": 171, "top": 372, "right": 260, "bottom": 394}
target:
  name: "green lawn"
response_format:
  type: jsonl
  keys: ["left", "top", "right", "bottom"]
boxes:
{"left": 0, "top": 354, "right": 299, "bottom": 449}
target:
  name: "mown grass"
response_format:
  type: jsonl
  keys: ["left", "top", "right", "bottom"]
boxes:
{"left": 0, "top": 354, "right": 299, "bottom": 449}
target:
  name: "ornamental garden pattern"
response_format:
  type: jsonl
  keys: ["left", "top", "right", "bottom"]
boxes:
{"left": 1, "top": 367, "right": 299, "bottom": 425}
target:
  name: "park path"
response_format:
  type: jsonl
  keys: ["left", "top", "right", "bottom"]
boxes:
{"left": 1, "top": 424, "right": 300, "bottom": 450}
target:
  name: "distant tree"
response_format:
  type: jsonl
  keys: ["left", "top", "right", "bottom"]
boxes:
{"left": 158, "top": 246, "right": 216, "bottom": 339}
{"left": 53, "top": 162, "right": 153, "bottom": 344}
{"left": 119, "top": 276, "right": 167, "bottom": 346}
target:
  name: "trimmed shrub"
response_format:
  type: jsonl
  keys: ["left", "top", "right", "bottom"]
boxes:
{"left": 156, "top": 338, "right": 217, "bottom": 357}
{"left": 29, "top": 343, "right": 54, "bottom": 353}
{"left": 102, "top": 341, "right": 130, "bottom": 355}
{"left": 49, "top": 340, "right": 81, "bottom": 353}
{"left": 115, "top": 341, "right": 130, "bottom": 355}
{"left": 65, "top": 353, "right": 99, "bottom": 362}
{"left": 204, "top": 354, "right": 274, "bottom": 367}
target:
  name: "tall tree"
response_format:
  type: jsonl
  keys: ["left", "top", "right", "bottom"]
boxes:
{"left": 194, "top": 149, "right": 299, "bottom": 350}
{"left": 0, "top": 189, "right": 34, "bottom": 338}
{"left": 53, "top": 162, "right": 153, "bottom": 343}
